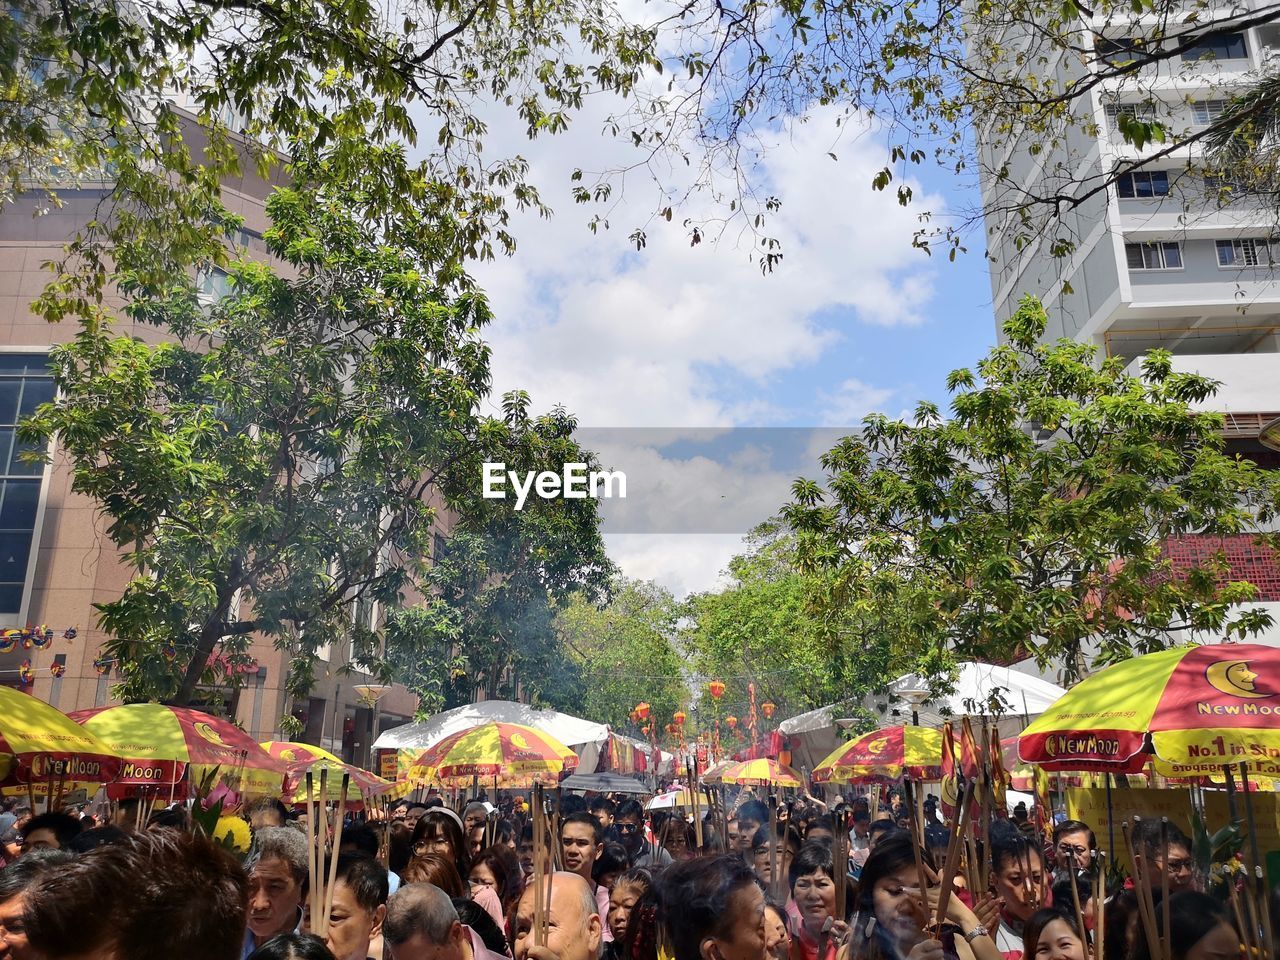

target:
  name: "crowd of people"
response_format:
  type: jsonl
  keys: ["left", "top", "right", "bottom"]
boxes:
{"left": 0, "top": 785, "right": 1258, "bottom": 960}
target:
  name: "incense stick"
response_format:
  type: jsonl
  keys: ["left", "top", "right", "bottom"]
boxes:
{"left": 933, "top": 783, "right": 974, "bottom": 932}
{"left": 319, "top": 773, "right": 350, "bottom": 938}
{"left": 1122, "top": 818, "right": 1159, "bottom": 960}
{"left": 902, "top": 780, "right": 930, "bottom": 919}
{"left": 305, "top": 772, "right": 319, "bottom": 931}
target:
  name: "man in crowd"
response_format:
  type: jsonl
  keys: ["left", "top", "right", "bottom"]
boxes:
{"left": 588, "top": 796, "right": 615, "bottom": 833}
{"left": 246, "top": 798, "right": 289, "bottom": 831}
{"left": 1051, "top": 819, "right": 1096, "bottom": 884}
{"left": 614, "top": 800, "right": 672, "bottom": 870}
{"left": 384, "top": 882, "right": 507, "bottom": 960}
{"left": 16, "top": 813, "right": 81, "bottom": 853}
{"left": 988, "top": 835, "right": 1046, "bottom": 955}
{"left": 244, "top": 826, "right": 309, "bottom": 956}
{"left": 463, "top": 802, "right": 489, "bottom": 835}
{"left": 315, "top": 854, "right": 389, "bottom": 960}
{"left": 512, "top": 873, "right": 603, "bottom": 960}
{"left": 0, "top": 850, "right": 71, "bottom": 960}
{"left": 22, "top": 828, "right": 247, "bottom": 960}
{"left": 734, "top": 800, "right": 767, "bottom": 852}
{"left": 559, "top": 812, "right": 611, "bottom": 942}
{"left": 1132, "top": 817, "right": 1197, "bottom": 898}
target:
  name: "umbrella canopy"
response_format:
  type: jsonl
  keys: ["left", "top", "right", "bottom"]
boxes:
{"left": 646, "top": 787, "right": 700, "bottom": 809}
{"left": 699, "top": 759, "right": 735, "bottom": 783}
{"left": 561, "top": 772, "right": 652, "bottom": 795}
{"left": 716, "top": 758, "right": 804, "bottom": 788}
{"left": 70, "top": 704, "right": 286, "bottom": 798}
{"left": 410, "top": 722, "right": 578, "bottom": 781}
{"left": 0, "top": 686, "right": 120, "bottom": 786}
{"left": 812, "top": 725, "right": 943, "bottom": 783}
{"left": 260, "top": 741, "right": 392, "bottom": 803}
{"left": 1019, "top": 643, "right": 1280, "bottom": 778}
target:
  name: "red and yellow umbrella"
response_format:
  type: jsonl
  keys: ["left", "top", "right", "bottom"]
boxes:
{"left": 260, "top": 741, "right": 393, "bottom": 804}
{"left": 409, "top": 722, "right": 578, "bottom": 781}
{"left": 715, "top": 758, "right": 804, "bottom": 788}
{"left": 1019, "top": 643, "right": 1280, "bottom": 779}
{"left": 0, "top": 686, "right": 120, "bottom": 788}
{"left": 812, "top": 725, "right": 943, "bottom": 783}
{"left": 70, "top": 704, "right": 286, "bottom": 798}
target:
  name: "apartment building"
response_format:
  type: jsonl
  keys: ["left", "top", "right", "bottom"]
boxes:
{"left": 977, "top": 10, "right": 1280, "bottom": 640}
{"left": 0, "top": 111, "right": 419, "bottom": 766}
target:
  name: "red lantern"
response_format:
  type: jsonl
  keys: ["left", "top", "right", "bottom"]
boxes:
{"left": 726, "top": 716, "right": 738, "bottom": 729}
{"left": 673, "top": 710, "right": 687, "bottom": 726}
{"left": 708, "top": 680, "right": 726, "bottom": 700}
{"left": 635, "top": 702, "right": 651, "bottom": 721}
{"left": 761, "top": 702, "right": 776, "bottom": 719}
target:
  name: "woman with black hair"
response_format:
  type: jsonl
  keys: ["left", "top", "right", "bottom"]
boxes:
{"left": 1127, "top": 890, "right": 1239, "bottom": 960}
{"left": 246, "top": 934, "right": 337, "bottom": 960}
{"left": 846, "top": 834, "right": 1001, "bottom": 960}
{"left": 1021, "top": 908, "right": 1087, "bottom": 960}
{"left": 787, "top": 840, "right": 848, "bottom": 960}
{"left": 658, "top": 854, "right": 769, "bottom": 960}
{"left": 411, "top": 809, "right": 472, "bottom": 878}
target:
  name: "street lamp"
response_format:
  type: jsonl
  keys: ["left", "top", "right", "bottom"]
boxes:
{"left": 897, "top": 687, "right": 931, "bottom": 727}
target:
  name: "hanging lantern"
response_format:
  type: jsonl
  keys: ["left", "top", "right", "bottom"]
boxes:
{"left": 49, "top": 662, "right": 65, "bottom": 678}
{"left": 31, "top": 626, "right": 53, "bottom": 649}
{"left": 63, "top": 627, "right": 78, "bottom": 640}
{"left": 635, "top": 702, "right": 651, "bottom": 721}
{"left": 673, "top": 710, "right": 687, "bottom": 726}
{"left": 18, "top": 660, "right": 34, "bottom": 684}
{"left": 726, "top": 716, "right": 738, "bottom": 729}
{"left": 161, "top": 641, "right": 178, "bottom": 663}
{"left": 708, "top": 680, "right": 726, "bottom": 700}
{"left": 0, "top": 630, "right": 19, "bottom": 654}
{"left": 761, "top": 702, "right": 776, "bottom": 719}
{"left": 92, "top": 655, "right": 113, "bottom": 675}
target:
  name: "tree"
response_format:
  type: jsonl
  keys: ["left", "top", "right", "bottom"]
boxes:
{"left": 784, "top": 295, "right": 1280, "bottom": 681}
{"left": 548, "top": 579, "right": 687, "bottom": 729}
{"left": 1204, "top": 74, "right": 1280, "bottom": 211}
{"left": 21, "top": 180, "right": 610, "bottom": 710}
{"left": 681, "top": 519, "right": 913, "bottom": 722}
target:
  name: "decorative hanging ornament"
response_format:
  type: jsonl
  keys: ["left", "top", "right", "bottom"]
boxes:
{"left": 629, "top": 710, "right": 639, "bottom": 725}
{"left": 0, "top": 630, "right": 19, "bottom": 654}
{"left": 640, "top": 724, "right": 651, "bottom": 736}
{"left": 92, "top": 656, "right": 113, "bottom": 676}
{"left": 62, "top": 627, "right": 77, "bottom": 640}
{"left": 49, "top": 662, "right": 65, "bottom": 678}
{"left": 30, "top": 625, "right": 54, "bottom": 649}
{"left": 18, "top": 660, "right": 34, "bottom": 684}
{"left": 708, "top": 680, "right": 726, "bottom": 700}
{"left": 635, "top": 702, "right": 650, "bottom": 721}
{"left": 726, "top": 715, "right": 738, "bottom": 729}
{"left": 673, "top": 711, "right": 687, "bottom": 726}
{"left": 20, "top": 632, "right": 32, "bottom": 649}
{"left": 161, "top": 641, "right": 178, "bottom": 663}
{"left": 665, "top": 723, "right": 676, "bottom": 735}
{"left": 761, "top": 702, "right": 777, "bottom": 720}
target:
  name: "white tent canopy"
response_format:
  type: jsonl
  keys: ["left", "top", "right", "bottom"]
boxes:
{"left": 373, "top": 700, "right": 611, "bottom": 771}
{"left": 778, "top": 662, "right": 1067, "bottom": 773}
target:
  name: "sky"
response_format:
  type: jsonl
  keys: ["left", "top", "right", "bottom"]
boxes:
{"left": 460, "top": 97, "right": 1001, "bottom": 598}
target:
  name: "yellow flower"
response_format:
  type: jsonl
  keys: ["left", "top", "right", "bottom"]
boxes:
{"left": 213, "top": 814, "right": 252, "bottom": 853}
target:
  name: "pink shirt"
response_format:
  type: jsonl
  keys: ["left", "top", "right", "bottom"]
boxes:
{"left": 467, "top": 924, "right": 507, "bottom": 960}
{"left": 472, "top": 885, "right": 506, "bottom": 933}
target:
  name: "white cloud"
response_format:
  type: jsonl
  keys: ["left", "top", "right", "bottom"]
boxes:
{"left": 469, "top": 102, "right": 943, "bottom": 428}
{"left": 604, "top": 533, "right": 744, "bottom": 597}
{"left": 818, "top": 378, "right": 897, "bottom": 427}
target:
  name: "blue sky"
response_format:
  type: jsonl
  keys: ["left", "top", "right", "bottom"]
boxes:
{"left": 466, "top": 105, "right": 1004, "bottom": 595}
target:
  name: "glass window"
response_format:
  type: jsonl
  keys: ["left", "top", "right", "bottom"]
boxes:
{"left": 1182, "top": 32, "right": 1248, "bottom": 61}
{"left": 0, "top": 354, "right": 53, "bottom": 616}
{"left": 1097, "top": 35, "right": 1145, "bottom": 65}
{"left": 1117, "top": 170, "right": 1170, "bottom": 198}
{"left": 1216, "top": 238, "right": 1272, "bottom": 267}
{"left": 1126, "top": 242, "right": 1182, "bottom": 270}
{"left": 1191, "top": 100, "right": 1229, "bottom": 125}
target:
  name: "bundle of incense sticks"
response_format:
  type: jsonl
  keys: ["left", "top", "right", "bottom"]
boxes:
{"left": 1239, "top": 764, "right": 1277, "bottom": 960}
{"left": 531, "top": 784, "right": 551, "bottom": 948}
{"left": 304, "top": 769, "right": 350, "bottom": 938}
{"left": 933, "top": 783, "right": 974, "bottom": 932}
{"left": 1122, "top": 817, "right": 1165, "bottom": 960}
{"left": 768, "top": 795, "right": 781, "bottom": 901}
{"left": 832, "top": 809, "right": 851, "bottom": 924}
{"left": 902, "top": 779, "right": 930, "bottom": 915}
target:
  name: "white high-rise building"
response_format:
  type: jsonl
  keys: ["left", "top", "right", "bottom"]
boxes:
{"left": 977, "top": 14, "right": 1280, "bottom": 638}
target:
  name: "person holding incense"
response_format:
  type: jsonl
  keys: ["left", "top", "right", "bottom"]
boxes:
{"left": 1128, "top": 819, "right": 1197, "bottom": 899}
{"left": 1126, "top": 890, "right": 1240, "bottom": 960}
{"left": 560, "top": 813, "right": 613, "bottom": 943}
{"left": 987, "top": 837, "right": 1046, "bottom": 958}
{"left": 787, "top": 841, "right": 849, "bottom": 960}
{"left": 512, "top": 873, "right": 605, "bottom": 960}
{"left": 846, "top": 834, "right": 1001, "bottom": 960}
{"left": 312, "top": 854, "right": 389, "bottom": 960}
{"left": 384, "top": 882, "right": 508, "bottom": 960}
{"left": 411, "top": 810, "right": 472, "bottom": 881}
{"left": 603, "top": 868, "right": 653, "bottom": 960}
{"left": 658, "top": 855, "right": 770, "bottom": 960}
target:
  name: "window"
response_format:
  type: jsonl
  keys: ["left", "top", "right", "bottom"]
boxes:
{"left": 1104, "top": 102, "right": 1158, "bottom": 128}
{"left": 197, "top": 267, "right": 233, "bottom": 301}
{"left": 1181, "top": 32, "right": 1249, "bottom": 61}
{"left": 1191, "top": 100, "right": 1229, "bottom": 125}
{"left": 1117, "top": 170, "right": 1171, "bottom": 198}
{"left": 0, "top": 354, "right": 52, "bottom": 616}
{"left": 1125, "top": 242, "right": 1183, "bottom": 270}
{"left": 1216, "top": 238, "right": 1275, "bottom": 267}
{"left": 1096, "top": 35, "right": 1146, "bottom": 65}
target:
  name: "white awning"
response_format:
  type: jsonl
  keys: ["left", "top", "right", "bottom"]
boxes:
{"left": 373, "top": 699, "right": 609, "bottom": 752}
